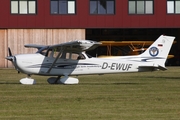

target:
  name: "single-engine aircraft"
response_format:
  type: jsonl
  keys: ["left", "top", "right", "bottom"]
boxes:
{"left": 6, "top": 35, "right": 175, "bottom": 85}
{"left": 97, "top": 40, "right": 176, "bottom": 59}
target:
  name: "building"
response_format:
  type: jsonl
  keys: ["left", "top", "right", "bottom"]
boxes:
{"left": 0, "top": 0, "right": 180, "bottom": 67}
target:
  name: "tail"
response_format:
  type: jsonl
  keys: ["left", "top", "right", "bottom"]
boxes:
{"left": 139, "top": 35, "right": 175, "bottom": 70}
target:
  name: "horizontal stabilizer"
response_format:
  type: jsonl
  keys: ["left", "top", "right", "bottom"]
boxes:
{"left": 157, "top": 65, "right": 167, "bottom": 71}
{"left": 139, "top": 64, "right": 167, "bottom": 71}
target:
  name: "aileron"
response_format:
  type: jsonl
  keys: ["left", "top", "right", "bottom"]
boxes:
{"left": 25, "top": 44, "right": 47, "bottom": 50}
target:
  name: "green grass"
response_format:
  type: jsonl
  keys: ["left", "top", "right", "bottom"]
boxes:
{"left": 0, "top": 67, "right": 180, "bottom": 120}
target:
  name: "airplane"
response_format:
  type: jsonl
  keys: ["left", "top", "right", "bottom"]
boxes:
{"left": 96, "top": 40, "right": 176, "bottom": 59}
{"left": 6, "top": 35, "right": 175, "bottom": 85}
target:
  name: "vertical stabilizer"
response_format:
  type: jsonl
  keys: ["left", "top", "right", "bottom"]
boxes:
{"left": 140, "top": 35, "right": 175, "bottom": 68}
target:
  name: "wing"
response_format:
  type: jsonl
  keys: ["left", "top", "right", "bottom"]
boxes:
{"left": 25, "top": 40, "right": 101, "bottom": 54}
{"left": 49, "top": 40, "right": 101, "bottom": 52}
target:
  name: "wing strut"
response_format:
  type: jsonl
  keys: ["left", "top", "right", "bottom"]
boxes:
{"left": 46, "top": 48, "right": 64, "bottom": 73}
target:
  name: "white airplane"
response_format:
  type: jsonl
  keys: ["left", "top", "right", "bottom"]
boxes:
{"left": 6, "top": 35, "right": 175, "bottom": 85}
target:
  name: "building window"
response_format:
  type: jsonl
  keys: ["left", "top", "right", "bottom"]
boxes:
{"left": 90, "top": 0, "right": 115, "bottom": 14}
{"left": 11, "top": 0, "right": 37, "bottom": 14}
{"left": 128, "top": 0, "right": 154, "bottom": 14}
{"left": 51, "top": 0, "right": 76, "bottom": 14}
{"left": 167, "top": 0, "right": 180, "bottom": 14}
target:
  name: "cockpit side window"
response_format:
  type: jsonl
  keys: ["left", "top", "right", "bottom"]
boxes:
{"left": 39, "top": 47, "right": 63, "bottom": 58}
{"left": 61, "top": 52, "right": 85, "bottom": 60}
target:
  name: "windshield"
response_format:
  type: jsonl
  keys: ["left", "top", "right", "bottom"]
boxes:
{"left": 86, "top": 53, "right": 92, "bottom": 58}
{"left": 36, "top": 46, "right": 49, "bottom": 55}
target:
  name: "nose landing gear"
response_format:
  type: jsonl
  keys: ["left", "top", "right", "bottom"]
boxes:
{"left": 19, "top": 75, "right": 36, "bottom": 85}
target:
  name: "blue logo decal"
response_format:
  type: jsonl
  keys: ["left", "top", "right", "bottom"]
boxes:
{"left": 149, "top": 47, "right": 159, "bottom": 57}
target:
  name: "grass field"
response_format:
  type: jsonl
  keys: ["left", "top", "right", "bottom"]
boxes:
{"left": 0, "top": 67, "right": 180, "bottom": 120}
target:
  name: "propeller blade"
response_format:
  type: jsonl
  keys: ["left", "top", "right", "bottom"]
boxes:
{"left": 8, "top": 47, "right": 12, "bottom": 56}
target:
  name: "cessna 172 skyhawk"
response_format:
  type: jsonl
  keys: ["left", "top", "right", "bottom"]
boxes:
{"left": 6, "top": 35, "right": 175, "bottom": 85}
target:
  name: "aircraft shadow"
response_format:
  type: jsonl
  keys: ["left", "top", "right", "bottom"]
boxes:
{"left": 80, "top": 82, "right": 144, "bottom": 86}
{"left": 0, "top": 82, "right": 20, "bottom": 85}
{"left": 144, "top": 76, "right": 180, "bottom": 80}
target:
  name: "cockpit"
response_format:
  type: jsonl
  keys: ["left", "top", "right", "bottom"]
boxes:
{"left": 37, "top": 46, "right": 91, "bottom": 60}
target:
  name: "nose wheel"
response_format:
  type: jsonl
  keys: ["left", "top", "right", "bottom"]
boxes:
{"left": 19, "top": 75, "right": 36, "bottom": 85}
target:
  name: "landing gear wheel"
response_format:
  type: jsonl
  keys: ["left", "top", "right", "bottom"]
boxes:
{"left": 47, "top": 76, "right": 61, "bottom": 84}
{"left": 60, "top": 76, "right": 79, "bottom": 84}
{"left": 47, "top": 76, "right": 79, "bottom": 84}
{"left": 19, "top": 75, "right": 36, "bottom": 85}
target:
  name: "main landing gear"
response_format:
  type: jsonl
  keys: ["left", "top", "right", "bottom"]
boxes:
{"left": 19, "top": 75, "right": 79, "bottom": 85}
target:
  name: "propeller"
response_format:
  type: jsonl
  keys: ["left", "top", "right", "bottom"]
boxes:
{"left": 6, "top": 47, "right": 14, "bottom": 61}
{"left": 6, "top": 47, "right": 20, "bottom": 73}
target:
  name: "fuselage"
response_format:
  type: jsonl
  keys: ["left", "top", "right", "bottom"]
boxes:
{"left": 12, "top": 53, "right": 154, "bottom": 76}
